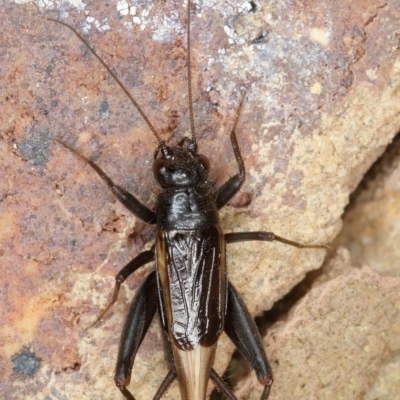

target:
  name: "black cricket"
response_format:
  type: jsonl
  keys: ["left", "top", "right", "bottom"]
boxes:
{"left": 49, "top": 1, "right": 326, "bottom": 399}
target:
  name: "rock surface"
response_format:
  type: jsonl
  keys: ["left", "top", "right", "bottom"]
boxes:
{"left": 1, "top": 0, "right": 400, "bottom": 399}
{"left": 336, "top": 133, "right": 400, "bottom": 277}
{"left": 236, "top": 249, "right": 400, "bottom": 399}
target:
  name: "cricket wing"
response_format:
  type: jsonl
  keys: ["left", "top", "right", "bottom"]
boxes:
{"left": 156, "top": 225, "right": 227, "bottom": 350}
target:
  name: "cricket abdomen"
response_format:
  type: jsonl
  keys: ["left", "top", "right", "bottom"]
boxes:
{"left": 172, "top": 343, "right": 218, "bottom": 400}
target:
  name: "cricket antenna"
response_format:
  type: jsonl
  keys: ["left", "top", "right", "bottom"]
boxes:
{"left": 186, "top": 0, "right": 197, "bottom": 153}
{"left": 47, "top": 18, "right": 165, "bottom": 149}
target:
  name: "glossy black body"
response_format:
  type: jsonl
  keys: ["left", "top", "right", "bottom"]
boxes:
{"left": 153, "top": 147, "right": 226, "bottom": 351}
{"left": 155, "top": 184, "right": 218, "bottom": 230}
{"left": 156, "top": 224, "right": 226, "bottom": 349}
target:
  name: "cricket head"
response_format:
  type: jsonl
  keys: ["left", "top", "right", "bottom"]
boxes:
{"left": 153, "top": 138, "right": 210, "bottom": 189}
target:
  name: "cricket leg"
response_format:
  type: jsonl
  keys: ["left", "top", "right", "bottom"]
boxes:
{"left": 210, "top": 369, "right": 238, "bottom": 400}
{"left": 115, "top": 271, "right": 158, "bottom": 400}
{"left": 152, "top": 331, "right": 177, "bottom": 400}
{"left": 55, "top": 139, "right": 157, "bottom": 223}
{"left": 214, "top": 92, "right": 246, "bottom": 209}
{"left": 87, "top": 248, "right": 155, "bottom": 329}
{"left": 225, "top": 231, "right": 328, "bottom": 250}
{"left": 225, "top": 282, "right": 273, "bottom": 400}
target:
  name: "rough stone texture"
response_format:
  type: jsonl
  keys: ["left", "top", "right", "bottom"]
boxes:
{"left": 236, "top": 249, "right": 400, "bottom": 399}
{"left": 1, "top": 0, "right": 400, "bottom": 399}
{"left": 336, "top": 132, "right": 400, "bottom": 277}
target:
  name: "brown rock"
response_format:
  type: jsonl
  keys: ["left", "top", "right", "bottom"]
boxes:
{"left": 1, "top": 0, "right": 400, "bottom": 399}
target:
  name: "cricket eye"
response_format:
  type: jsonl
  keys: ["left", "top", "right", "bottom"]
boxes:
{"left": 197, "top": 154, "right": 210, "bottom": 171}
{"left": 153, "top": 158, "right": 167, "bottom": 180}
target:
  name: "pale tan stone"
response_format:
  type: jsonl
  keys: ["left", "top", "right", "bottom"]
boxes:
{"left": 236, "top": 249, "right": 400, "bottom": 399}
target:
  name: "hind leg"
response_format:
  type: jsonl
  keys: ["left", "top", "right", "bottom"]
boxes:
{"left": 115, "top": 271, "right": 158, "bottom": 399}
{"left": 224, "top": 282, "right": 273, "bottom": 399}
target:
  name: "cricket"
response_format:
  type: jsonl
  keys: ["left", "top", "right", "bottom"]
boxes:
{"left": 49, "top": 0, "right": 327, "bottom": 398}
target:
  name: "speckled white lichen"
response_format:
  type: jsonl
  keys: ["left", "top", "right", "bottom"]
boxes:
{"left": 14, "top": 0, "right": 86, "bottom": 10}
{"left": 117, "top": 0, "right": 129, "bottom": 16}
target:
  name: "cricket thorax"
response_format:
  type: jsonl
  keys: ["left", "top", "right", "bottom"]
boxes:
{"left": 155, "top": 187, "right": 218, "bottom": 230}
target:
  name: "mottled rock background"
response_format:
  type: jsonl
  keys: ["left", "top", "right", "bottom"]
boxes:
{"left": 1, "top": 0, "right": 399, "bottom": 399}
